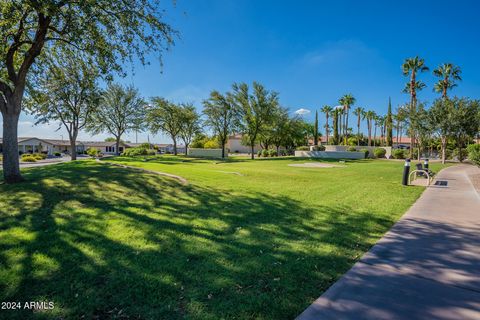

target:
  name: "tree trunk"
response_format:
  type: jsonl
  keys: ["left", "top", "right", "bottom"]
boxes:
{"left": 441, "top": 136, "right": 446, "bottom": 164}
{"left": 70, "top": 137, "right": 77, "bottom": 161}
{"left": 115, "top": 137, "right": 121, "bottom": 156}
{"left": 251, "top": 144, "right": 254, "bottom": 160}
{"left": 173, "top": 138, "right": 177, "bottom": 156}
{"left": 221, "top": 139, "right": 225, "bottom": 159}
{"left": 185, "top": 143, "right": 189, "bottom": 155}
{"left": 2, "top": 111, "right": 23, "bottom": 183}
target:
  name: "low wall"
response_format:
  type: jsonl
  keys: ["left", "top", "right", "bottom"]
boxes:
{"left": 187, "top": 148, "right": 226, "bottom": 158}
{"left": 324, "top": 145, "right": 392, "bottom": 158}
{"left": 295, "top": 151, "right": 365, "bottom": 159}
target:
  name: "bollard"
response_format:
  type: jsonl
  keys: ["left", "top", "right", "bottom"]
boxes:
{"left": 402, "top": 158, "right": 411, "bottom": 186}
{"left": 424, "top": 158, "right": 429, "bottom": 171}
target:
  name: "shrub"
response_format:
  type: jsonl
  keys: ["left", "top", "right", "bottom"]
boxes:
{"left": 146, "top": 149, "right": 156, "bottom": 156}
{"left": 467, "top": 144, "right": 480, "bottom": 165}
{"left": 296, "top": 146, "right": 310, "bottom": 151}
{"left": 257, "top": 150, "right": 262, "bottom": 157}
{"left": 453, "top": 148, "right": 468, "bottom": 162}
{"left": 54, "top": 152, "right": 61, "bottom": 157}
{"left": 86, "top": 147, "right": 101, "bottom": 158}
{"left": 268, "top": 149, "right": 277, "bottom": 157}
{"left": 122, "top": 147, "right": 148, "bottom": 157}
{"left": 261, "top": 149, "right": 269, "bottom": 157}
{"left": 32, "top": 153, "right": 47, "bottom": 160}
{"left": 21, "top": 155, "right": 37, "bottom": 162}
{"left": 373, "top": 148, "right": 387, "bottom": 158}
{"left": 204, "top": 140, "right": 220, "bottom": 149}
{"left": 311, "top": 145, "right": 326, "bottom": 151}
{"left": 347, "top": 146, "right": 357, "bottom": 152}
{"left": 360, "top": 149, "right": 369, "bottom": 158}
{"left": 392, "top": 149, "right": 405, "bottom": 159}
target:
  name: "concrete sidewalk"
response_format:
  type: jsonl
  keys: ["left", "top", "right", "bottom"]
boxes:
{"left": 297, "top": 164, "right": 480, "bottom": 320}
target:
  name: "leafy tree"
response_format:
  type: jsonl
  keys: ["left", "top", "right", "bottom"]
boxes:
{"left": 338, "top": 94, "right": 356, "bottom": 145}
{"left": 203, "top": 91, "right": 236, "bottom": 158}
{"left": 104, "top": 137, "right": 117, "bottom": 142}
{"left": 320, "top": 105, "right": 333, "bottom": 144}
{"left": 449, "top": 98, "right": 480, "bottom": 162}
{"left": 394, "top": 106, "right": 407, "bottom": 146}
{"left": 433, "top": 63, "right": 462, "bottom": 99}
{"left": 147, "top": 98, "right": 183, "bottom": 156}
{"left": 429, "top": 98, "right": 454, "bottom": 163}
{"left": 232, "top": 82, "right": 278, "bottom": 159}
{"left": 178, "top": 104, "right": 201, "bottom": 154}
{"left": 0, "top": 0, "right": 176, "bottom": 183}
{"left": 88, "top": 84, "right": 145, "bottom": 156}
{"left": 25, "top": 49, "right": 100, "bottom": 161}
{"left": 353, "top": 106, "right": 365, "bottom": 146}
{"left": 402, "top": 56, "right": 429, "bottom": 159}
{"left": 386, "top": 98, "right": 393, "bottom": 146}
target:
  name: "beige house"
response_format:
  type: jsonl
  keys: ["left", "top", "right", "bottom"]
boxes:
{"left": 226, "top": 134, "right": 262, "bottom": 154}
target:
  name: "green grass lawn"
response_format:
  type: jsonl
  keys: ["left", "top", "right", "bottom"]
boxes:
{"left": 0, "top": 157, "right": 447, "bottom": 319}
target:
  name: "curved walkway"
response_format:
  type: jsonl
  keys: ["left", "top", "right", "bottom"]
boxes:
{"left": 297, "top": 164, "right": 480, "bottom": 320}
{"left": 96, "top": 159, "right": 188, "bottom": 185}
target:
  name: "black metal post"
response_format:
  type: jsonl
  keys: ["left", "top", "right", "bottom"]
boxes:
{"left": 424, "top": 158, "right": 429, "bottom": 170}
{"left": 402, "top": 158, "right": 411, "bottom": 186}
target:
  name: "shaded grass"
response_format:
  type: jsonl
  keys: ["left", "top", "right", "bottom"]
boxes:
{"left": 0, "top": 158, "right": 447, "bottom": 319}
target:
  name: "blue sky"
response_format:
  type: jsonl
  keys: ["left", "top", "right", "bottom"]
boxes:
{"left": 10, "top": 0, "right": 480, "bottom": 143}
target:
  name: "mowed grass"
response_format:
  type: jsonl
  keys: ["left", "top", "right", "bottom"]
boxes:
{"left": 0, "top": 157, "right": 447, "bottom": 319}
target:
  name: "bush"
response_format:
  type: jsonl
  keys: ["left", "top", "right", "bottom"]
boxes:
{"left": 204, "top": 140, "right": 220, "bottom": 149}
{"left": 347, "top": 146, "right": 357, "bottom": 152}
{"left": 311, "top": 145, "right": 326, "bottom": 151}
{"left": 467, "top": 144, "right": 480, "bottom": 165}
{"left": 261, "top": 149, "right": 269, "bottom": 157}
{"left": 296, "top": 146, "right": 310, "bottom": 151}
{"left": 373, "top": 148, "right": 387, "bottom": 158}
{"left": 392, "top": 149, "right": 405, "bottom": 159}
{"left": 268, "top": 149, "right": 277, "bottom": 157}
{"left": 453, "top": 148, "right": 468, "bottom": 162}
{"left": 86, "top": 148, "right": 101, "bottom": 158}
{"left": 122, "top": 147, "right": 148, "bottom": 157}
{"left": 360, "top": 149, "right": 369, "bottom": 158}
{"left": 21, "top": 155, "right": 37, "bottom": 162}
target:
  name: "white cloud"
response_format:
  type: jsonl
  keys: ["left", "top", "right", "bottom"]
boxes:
{"left": 294, "top": 108, "right": 311, "bottom": 115}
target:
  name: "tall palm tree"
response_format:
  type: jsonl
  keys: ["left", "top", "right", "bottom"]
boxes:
{"left": 332, "top": 107, "right": 341, "bottom": 144}
{"left": 365, "top": 110, "right": 376, "bottom": 146}
{"left": 373, "top": 114, "right": 380, "bottom": 147}
{"left": 433, "top": 63, "right": 462, "bottom": 99}
{"left": 377, "top": 115, "right": 386, "bottom": 146}
{"left": 338, "top": 94, "right": 356, "bottom": 145}
{"left": 353, "top": 106, "right": 365, "bottom": 146}
{"left": 402, "top": 56, "right": 429, "bottom": 158}
{"left": 320, "top": 105, "right": 333, "bottom": 144}
{"left": 394, "top": 106, "right": 407, "bottom": 146}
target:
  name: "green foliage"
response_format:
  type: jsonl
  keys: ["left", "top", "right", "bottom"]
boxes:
{"left": 88, "top": 84, "right": 145, "bottom": 154}
{"left": 453, "top": 148, "right": 468, "bottom": 162}
{"left": 360, "top": 149, "right": 370, "bottom": 158}
{"left": 268, "top": 149, "right": 277, "bottom": 157}
{"left": 467, "top": 144, "right": 480, "bottom": 165}
{"left": 261, "top": 149, "right": 269, "bottom": 157}
{"left": 20, "top": 155, "right": 36, "bottom": 162}
{"left": 54, "top": 152, "right": 62, "bottom": 157}
{"left": 121, "top": 147, "right": 155, "bottom": 157}
{"left": 296, "top": 146, "right": 310, "bottom": 151}
{"left": 386, "top": 98, "right": 393, "bottom": 146}
{"left": 86, "top": 148, "right": 101, "bottom": 158}
{"left": 204, "top": 140, "right": 220, "bottom": 149}
{"left": 373, "top": 148, "right": 387, "bottom": 158}
{"left": 311, "top": 145, "right": 326, "bottom": 151}
{"left": 347, "top": 146, "right": 357, "bottom": 152}
{"left": 392, "top": 149, "right": 405, "bottom": 159}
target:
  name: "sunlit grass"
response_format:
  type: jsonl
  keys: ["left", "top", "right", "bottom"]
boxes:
{"left": 0, "top": 158, "right": 448, "bottom": 319}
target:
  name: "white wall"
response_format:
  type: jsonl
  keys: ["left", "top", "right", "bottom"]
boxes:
{"left": 324, "top": 145, "right": 392, "bottom": 158}
{"left": 295, "top": 151, "right": 366, "bottom": 159}
{"left": 188, "top": 148, "right": 227, "bottom": 158}
{"left": 227, "top": 138, "right": 261, "bottom": 154}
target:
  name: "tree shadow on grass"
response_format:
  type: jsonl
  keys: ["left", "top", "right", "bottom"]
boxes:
{"left": 0, "top": 162, "right": 393, "bottom": 320}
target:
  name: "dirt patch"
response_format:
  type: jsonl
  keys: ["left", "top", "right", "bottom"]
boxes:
{"left": 288, "top": 162, "right": 345, "bottom": 168}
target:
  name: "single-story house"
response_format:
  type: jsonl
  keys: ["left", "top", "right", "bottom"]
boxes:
{"left": 0, "top": 137, "right": 131, "bottom": 155}
{"left": 155, "top": 143, "right": 186, "bottom": 154}
{"left": 227, "top": 134, "right": 262, "bottom": 154}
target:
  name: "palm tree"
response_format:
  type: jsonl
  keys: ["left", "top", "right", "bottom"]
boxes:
{"left": 377, "top": 115, "right": 386, "bottom": 146}
{"left": 332, "top": 107, "right": 341, "bottom": 144}
{"left": 338, "top": 94, "right": 356, "bottom": 145}
{"left": 353, "top": 106, "right": 365, "bottom": 146}
{"left": 394, "top": 106, "right": 407, "bottom": 146}
{"left": 365, "top": 110, "right": 376, "bottom": 146}
{"left": 373, "top": 114, "right": 380, "bottom": 147}
{"left": 433, "top": 63, "right": 462, "bottom": 99}
{"left": 320, "top": 105, "right": 333, "bottom": 144}
{"left": 402, "top": 56, "right": 429, "bottom": 158}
